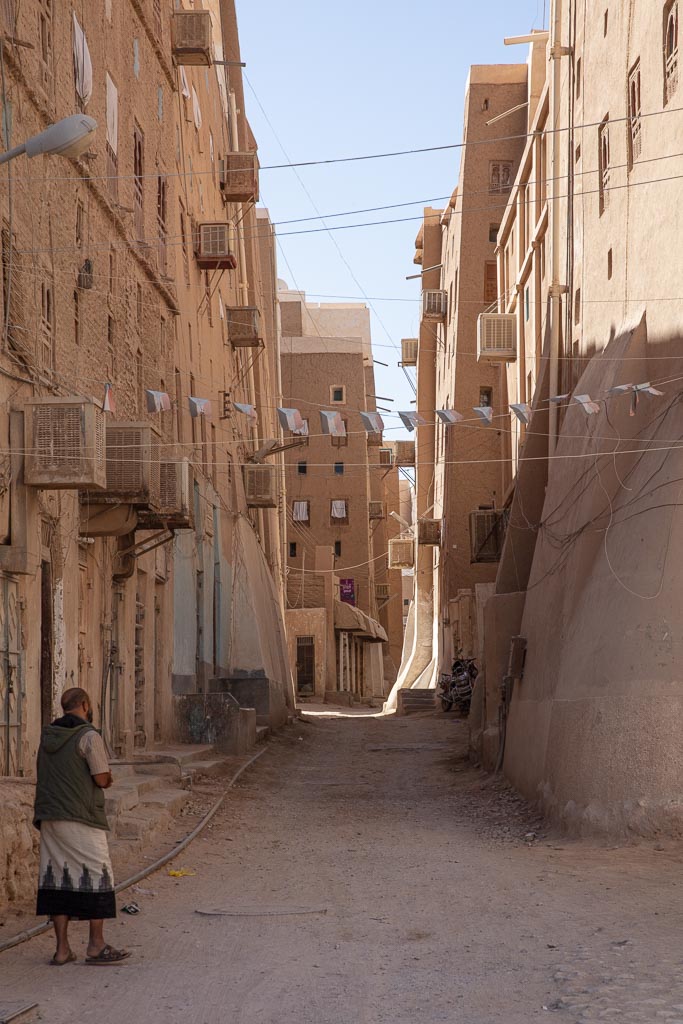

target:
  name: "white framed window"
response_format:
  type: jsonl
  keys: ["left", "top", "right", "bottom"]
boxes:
{"left": 330, "top": 385, "right": 346, "bottom": 404}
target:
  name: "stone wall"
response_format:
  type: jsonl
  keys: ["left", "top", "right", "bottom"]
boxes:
{"left": 0, "top": 781, "right": 39, "bottom": 907}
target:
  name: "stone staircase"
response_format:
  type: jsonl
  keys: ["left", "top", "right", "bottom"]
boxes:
{"left": 106, "top": 745, "right": 226, "bottom": 857}
{"left": 396, "top": 688, "right": 438, "bottom": 716}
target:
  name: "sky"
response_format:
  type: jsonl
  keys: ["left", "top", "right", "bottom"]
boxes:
{"left": 236, "top": 0, "right": 546, "bottom": 437}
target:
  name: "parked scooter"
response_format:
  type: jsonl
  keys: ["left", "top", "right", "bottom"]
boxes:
{"left": 437, "top": 655, "right": 479, "bottom": 714}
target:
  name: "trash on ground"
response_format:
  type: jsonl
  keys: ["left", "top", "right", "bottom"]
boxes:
{"left": 195, "top": 907, "right": 328, "bottom": 917}
{"left": 168, "top": 868, "right": 196, "bottom": 878}
{"left": 121, "top": 902, "right": 140, "bottom": 915}
{"left": 132, "top": 886, "right": 157, "bottom": 896}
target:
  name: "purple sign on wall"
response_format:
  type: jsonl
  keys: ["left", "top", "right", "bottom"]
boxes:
{"left": 340, "top": 578, "right": 356, "bottom": 606}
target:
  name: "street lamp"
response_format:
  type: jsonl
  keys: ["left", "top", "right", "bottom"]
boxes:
{"left": 0, "top": 114, "right": 97, "bottom": 166}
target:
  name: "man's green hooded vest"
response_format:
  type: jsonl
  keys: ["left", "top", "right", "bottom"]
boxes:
{"left": 33, "top": 722, "right": 109, "bottom": 831}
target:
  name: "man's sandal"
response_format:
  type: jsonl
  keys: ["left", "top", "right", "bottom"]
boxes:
{"left": 85, "top": 944, "right": 131, "bottom": 965}
{"left": 50, "top": 950, "right": 77, "bottom": 966}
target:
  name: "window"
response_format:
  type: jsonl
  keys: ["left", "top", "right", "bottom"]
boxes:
{"left": 330, "top": 385, "right": 345, "bottom": 404}
{"left": 289, "top": 542, "right": 297, "bottom": 558}
{"left": 331, "top": 418, "right": 348, "bottom": 448}
{"left": 575, "top": 143, "right": 582, "bottom": 164}
{"left": 40, "top": 282, "right": 54, "bottom": 370}
{"left": 603, "top": 8, "right": 608, "bottom": 35}
{"left": 180, "top": 203, "right": 190, "bottom": 286}
{"left": 73, "top": 290, "right": 80, "bottom": 345}
{"left": 75, "top": 201, "right": 84, "bottom": 247}
{"left": 489, "top": 224, "right": 499, "bottom": 243}
{"left": 628, "top": 61, "right": 642, "bottom": 166}
{"left": 107, "top": 314, "right": 114, "bottom": 351}
{"left": 576, "top": 57, "right": 582, "bottom": 99}
{"left": 334, "top": 462, "right": 344, "bottom": 475}
{"left": 479, "top": 387, "right": 493, "bottom": 408}
{"left": 524, "top": 286, "right": 530, "bottom": 322}
{"left": 133, "top": 124, "right": 144, "bottom": 239}
{"left": 334, "top": 541, "right": 342, "bottom": 557}
{"left": 489, "top": 161, "right": 513, "bottom": 194}
{"left": 292, "top": 500, "right": 310, "bottom": 523}
{"left": 484, "top": 262, "right": 498, "bottom": 303}
{"left": 607, "top": 248, "right": 613, "bottom": 280}
{"left": 297, "top": 460, "right": 307, "bottom": 475}
{"left": 137, "top": 283, "right": 143, "bottom": 323}
{"left": 574, "top": 288, "right": 581, "bottom": 325}
{"left": 153, "top": 0, "right": 162, "bottom": 38}
{"left": 665, "top": 1, "right": 679, "bottom": 103}
{"left": 598, "top": 116, "right": 610, "bottom": 214}
{"left": 157, "top": 175, "right": 168, "bottom": 274}
{"left": 105, "top": 73, "right": 118, "bottom": 200}
{"left": 330, "top": 499, "right": 348, "bottom": 524}
{"left": 175, "top": 368, "right": 184, "bottom": 443}
{"left": 38, "top": 0, "right": 53, "bottom": 92}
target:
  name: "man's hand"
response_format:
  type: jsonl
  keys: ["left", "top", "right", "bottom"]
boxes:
{"left": 93, "top": 771, "right": 113, "bottom": 789}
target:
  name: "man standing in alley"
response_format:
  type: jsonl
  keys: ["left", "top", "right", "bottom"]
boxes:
{"left": 33, "top": 687, "right": 130, "bottom": 965}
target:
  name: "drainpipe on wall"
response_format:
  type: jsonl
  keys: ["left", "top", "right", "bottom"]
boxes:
{"left": 549, "top": 0, "right": 571, "bottom": 454}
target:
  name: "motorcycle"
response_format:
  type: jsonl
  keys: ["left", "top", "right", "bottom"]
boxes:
{"left": 437, "top": 656, "right": 479, "bottom": 714}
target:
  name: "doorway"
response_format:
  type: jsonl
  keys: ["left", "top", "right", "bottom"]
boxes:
{"left": 296, "top": 636, "right": 315, "bottom": 696}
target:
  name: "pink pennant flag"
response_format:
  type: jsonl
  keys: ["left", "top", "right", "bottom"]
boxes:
{"left": 102, "top": 383, "right": 115, "bottom": 414}
{"left": 473, "top": 406, "right": 494, "bottom": 425}
{"left": 574, "top": 394, "right": 601, "bottom": 415}
{"left": 548, "top": 393, "right": 571, "bottom": 404}
{"left": 320, "top": 410, "right": 346, "bottom": 436}
{"left": 510, "top": 403, "right": 532, "bottom": 425}
{"left": 145, "top": 389, "right": 172, "bottom": 413}
{"left": 189, "top": 396, "right": 211, "bottom": 419}
{"left": 436, "top": 410, "right": 463, "bottom": 425}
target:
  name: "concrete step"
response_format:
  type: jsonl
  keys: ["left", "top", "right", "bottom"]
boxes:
{"left": 105, "top": 773, "right": 169, "bottom": 817}
{"left": 181, "top": 757, "right": 230, "bottom": 781}
{"left": 138, "top": 787, "right": 191, "bottom": 817}
{"left": 397, "top": 689, "right": 437, "bottom": 715}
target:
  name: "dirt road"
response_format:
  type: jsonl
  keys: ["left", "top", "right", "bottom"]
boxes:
{"left": 1, "top": 709, "right": 682, "bottom": 1023}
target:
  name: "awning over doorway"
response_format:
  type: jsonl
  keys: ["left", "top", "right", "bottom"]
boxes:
{"left": 333, "top": 600, "right": 388, "bottom": 644}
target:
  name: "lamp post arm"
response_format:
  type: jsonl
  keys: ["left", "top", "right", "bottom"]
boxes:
{"left": 0, "top": 143, "right": 26, "bottom": 166}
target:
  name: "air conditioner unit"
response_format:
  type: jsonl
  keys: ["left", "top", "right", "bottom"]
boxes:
{"left": 401, "top": 338, "right": 418, "bottom": 366}
{"left": 158, "top": 458, "right": 194, "bottom": 528}
{"left": 422, "top": 289, "right": 448, "bottom": 321}
{"left": 367, "top": 430, "right": 383, "bottom": 447}
{"left": 171, "top": 10, "right": 212, "bottom": 66}
{"left": 226, "top": 306, "right": 261, "bottom": 348}
{"left": 194, "top": 223, "right": 237, "bottom": 271}
{"left": 368, "top": 501, "right": 385, "bottom": 520}
{"left": 220, "top": 152, "right": 259, "bottom": 203}
{"left": 375, "top": 584, "right": 390, "bottom": 601}
{"left": 395, "top": 441, "right": 415, "bottom": 467}
{"left": 379, "top": 448, "right": 394, "bottom": 467}
{"left": 418, "top": 518, "right": 442, "bottom": 546}
{"left": 469, "top": 509, "right": 508, "bottom": 564}
{"left": 477, "top": 313, "right": 517, "bottom": 361}
{"left": 388, "top": 538, "right": 414, "bottom": 569}
{"left": 243, "top": 463, "right": 277, "bottom": 508}
{"left": 24, "top": 398, "right": 106, "bottom": 490}
{"left": 101, "top": 422, "right": 161, "bottom": 508}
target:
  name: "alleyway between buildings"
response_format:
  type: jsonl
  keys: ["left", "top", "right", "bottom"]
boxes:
{"left": 2, "top": 711, "right": 682, "bottom": 1024}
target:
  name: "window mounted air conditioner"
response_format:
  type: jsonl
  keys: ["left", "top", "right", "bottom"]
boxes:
{"left": 100, "top": 422, "right": 161, "bottom": 508}
{"left": 220, "top": 152, "right": 259, "bottom": 203}
{"left": 171, "top": 11, "right": 212, "bottom": 66}
{"left": 243, "top": 463, "right": 277, "bottom": 508}
{"left": 418, "top": 518, "right": 442, "bottom": 546}
{"left": 401, "top": 338, "right": 418, "bottom": 366}
{"left": 395, "top": 441, "right": 415, "bottom": 467}
{"left": 194, "top": 223, "right": 237, "bottom": 271}
{"left": 226, "top": 306, "right": 261, "bottom": 348}
{"left": 422, "top": 289, "right": 448, "bottom": 321}
{"left": 24, "top": 398, "right": 106, "bottom": 490}
{"left": 158, "top": 457, "right": 194, "bottom": 528}
{"left": 477, "top": 313, "right": 517, "bottom": 362}
{"left": 388, "top": 538, "right": 414, "bottom": 569}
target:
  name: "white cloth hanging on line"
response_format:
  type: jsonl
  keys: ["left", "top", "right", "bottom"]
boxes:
{"left": 72, "top": 14, "right": 93, "bottom": 107}
{"left": 292, "top": 501, "right": 309, "bottom": 522}
{"left": 331, "top": 500, "right": 347, "bottom": 519}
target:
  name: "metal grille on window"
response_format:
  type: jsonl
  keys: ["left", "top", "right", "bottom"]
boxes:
{"left": 40, "top": 282, "right": 54, "bottom": 371}
{"left": 628, "top": 62, "right": 642, "bottom": 163}
{"left": 157, "top": 176, "right": 168, "bottom": 274}
{"left": 598, "top": 118, "right": 610, "bottom": 214}
{"left": 666, "top": 1, "right": 679, "bottom": 103}
{"left": 134, "top": 125, "right": 144, "bottom": 239}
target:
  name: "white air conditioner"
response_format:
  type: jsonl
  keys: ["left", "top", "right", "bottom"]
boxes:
{"left": 477, "top": 313, "right": 517, "bottom": 361}
{"left": 401, "top": 338, "right": 418, "bottom": 366}
{"left": 226, "top": 306, "right": 261, "bottom": 348}
{"left": 220, "top": 152, "right": 259, "bottom": 203}
{"left": 171, "top": 11, "right": 212, "bottom": 66}
{"left": 244, "top": 463, "right": 277, "bottom": 508}
{"left": 388, "top": 537, "right": 414, "bottom": 569}
{"left": 395, "top": 441, "right": 415, "bottom": 467}
{"left": 101, "top": 422, "right": 161, "bottom": 508}
{"left": 470, "top": 509, "right": 507, "bottom": 563}
{"left": 418, "top": 518, "right": 442, "bottom": 546}
{"left": 379, "top": 448, "right": 394, "bottom": 467}
{"left": 24, "top": 398, "right": 106, "bottom": 490}
{"left": 422, "top": 289, "right": 448, "bottom": 321}
{"left": 158, "top": 458, "right": 194, "bottom": 527}
{"left": 368, "top": 501, "right": 385, "bottom": 520}
{"left": 195, "top": 223, "right": 237, "bottom": 271}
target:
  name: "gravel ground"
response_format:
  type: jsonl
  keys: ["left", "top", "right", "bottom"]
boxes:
{"left": 0, "top": 709, "right": 681, "bottom": 1024}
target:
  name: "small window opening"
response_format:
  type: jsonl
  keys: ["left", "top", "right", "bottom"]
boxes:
{"left": 289, "top": 542, "right": 297, "bottom": 558}
{"left": 607, "top": 249, "right": 613, "bottom": 279}
{"left": 297, "top": 461, "right": 307, "bottom": 475}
